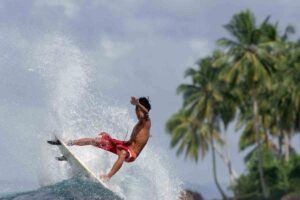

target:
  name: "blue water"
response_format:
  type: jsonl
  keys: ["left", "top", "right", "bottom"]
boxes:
{"left": 0, "top": 177, "right": 121, "bottom": 200}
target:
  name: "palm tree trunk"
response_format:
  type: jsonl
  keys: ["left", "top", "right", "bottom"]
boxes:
{"left": 215, "top": 130, "right": 238, "bottom": 184}
{"left": 224, "top": 129, "right": 238, "bottom": 183}
{"left": 215, "top": 146, "right": 238, "bottom": 184}
{"left": 283, "top": 130, "right": 289, "bottom": 162}
{"left": 210, "top": 124, "right": 228, "bottom": 200}
{"left": 253, "top": 88, "right": 269, "bottom": 199}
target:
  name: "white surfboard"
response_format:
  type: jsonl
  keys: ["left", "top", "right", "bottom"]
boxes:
{"left": 53, "top": 134, "right": 120, "bottom": 197}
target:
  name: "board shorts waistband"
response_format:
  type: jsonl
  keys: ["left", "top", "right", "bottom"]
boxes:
{"left": 95, "top": 132, "right": 137, "bottom": 162}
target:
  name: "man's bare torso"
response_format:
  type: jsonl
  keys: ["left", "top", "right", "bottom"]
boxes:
{"left": 127, "top": 118, "right": 151, "bottom": 156}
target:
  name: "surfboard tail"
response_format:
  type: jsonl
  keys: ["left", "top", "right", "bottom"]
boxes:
{"left": 47, "top": 140, "right": 62, "bottom": 145}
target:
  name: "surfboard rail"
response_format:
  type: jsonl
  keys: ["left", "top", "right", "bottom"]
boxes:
{"left": 53, "top": 134, "right": 116, "bottom": 192}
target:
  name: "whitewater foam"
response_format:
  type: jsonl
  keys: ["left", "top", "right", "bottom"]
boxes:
{"left": 26, "top": 34, "right": 182, "bottom": 199}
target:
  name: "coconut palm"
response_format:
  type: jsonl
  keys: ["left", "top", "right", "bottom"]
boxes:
{"left": 227, "top": 20, "right": 297, "bottom": 164}
{"left": 216, "top": 10, "right": 281, "bottom": 198}
{"left": 167, "top": 56, "right": 229, "bottom": 199}
{"left": 215, "top": 94, "right": 239, "bottom": 183}
{"left": 275, "top": 38, "right": 300, "bottom": 162}
{"left": 166, "top": 109, "right": 210, "bottom": 161}
{"left": 212, "top": 51, "right": 240, "bottom": 183}
{"left": 255, "top": 24, "right": 298, "bottom": 162}
{"left": 290, "top": 40, "right": 300, "bottom": 133}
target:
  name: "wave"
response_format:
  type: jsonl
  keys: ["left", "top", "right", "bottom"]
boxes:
{"left": 0, "top": 177, "right": 121, "bottom": 200}
{"left": 22, "top": 34, "right": 182, "bottom": 199}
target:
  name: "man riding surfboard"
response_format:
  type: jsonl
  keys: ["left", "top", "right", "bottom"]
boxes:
{"left": 67, "top": 96, "right": 151, "bottom": 181}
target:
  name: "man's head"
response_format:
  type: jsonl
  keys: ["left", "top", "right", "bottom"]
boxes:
{"left": 138, "top": 97, "right": 151, "bottom": 111}
{"left": 132, "top": 96, "right": 151, "bottom": 119}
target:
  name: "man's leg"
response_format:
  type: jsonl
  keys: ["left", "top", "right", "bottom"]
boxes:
{"left": 100, "top": 150, "right": 127, "bottom": 181}
{"left": 71, "top": 138, "right": 97, "bottom": 146}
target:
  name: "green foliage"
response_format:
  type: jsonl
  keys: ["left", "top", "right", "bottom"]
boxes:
{"left": 166, "top": 8, "right": 300, "bottom": 200}
{"left": 165, "top": 109, "right": 210, "bottom": 161}
{"left": 231, "top": 150, "right": 300, "bottom": 200}
{"left": 166, "top": 55, "right": 226, "bottom": 162}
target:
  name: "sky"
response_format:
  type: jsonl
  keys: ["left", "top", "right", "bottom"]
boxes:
{"left": 1, "top": 0, "right": 300, "bottom": 198}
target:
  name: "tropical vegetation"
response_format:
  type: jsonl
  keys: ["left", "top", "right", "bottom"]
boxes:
{"left": 166, "top": 10, "right": 300, "bottom": 200}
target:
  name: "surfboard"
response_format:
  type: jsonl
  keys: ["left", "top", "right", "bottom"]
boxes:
{"left": 50, "top": 134, "right": 114, "bottom": 192}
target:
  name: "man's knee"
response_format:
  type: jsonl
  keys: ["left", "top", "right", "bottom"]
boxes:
{"left": 90, "top": 138, "right": 99, "bottom": 146}
{"left": 119, "top": 150, "right": 128, "bottom": 160}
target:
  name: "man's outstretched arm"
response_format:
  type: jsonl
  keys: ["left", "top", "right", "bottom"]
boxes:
{"left": 100, "top": 150, "right": 127, "bottom": 181}
{"left": 130, "top": 96, "right": 149, "bottom": 114}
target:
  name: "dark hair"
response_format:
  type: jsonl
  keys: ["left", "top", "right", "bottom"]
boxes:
{"left": 139, "top": 97, "right": 151, "bottom": 111}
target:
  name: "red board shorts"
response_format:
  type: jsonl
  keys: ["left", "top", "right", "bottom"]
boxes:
{"left": 95, "top": 132, "right": 137, "bottom": 162}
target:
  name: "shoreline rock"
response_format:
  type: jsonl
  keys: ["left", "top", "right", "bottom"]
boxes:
{"left": 179, "top": 189, "right": 204, "bottom": 200}
{"left": 281, "top": 193, "right": 300, "bottom": 200}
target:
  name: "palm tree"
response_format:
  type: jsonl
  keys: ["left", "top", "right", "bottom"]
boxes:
{"left": 216, "top": 100, "right": 239, "bottom": 184}
{"left": 167, "top": 56, "right": 229, "bottom": 199}
{"left": 290, "top": 40, "right": 300, "bottom": 137}
{"left": 213, "top": 51, "right": 239, "bottom": 184}
{"left": 225, "top": 21, "right": 298, "bottom": 166}
{"left": 256, "top": 23, "right": 297, "bottom": 162}
{"left": 226, "top": 20, "right": 298, "bottom": 164}
{"left": 216, "top": 10, "right": 281, "bottom": 199}
{"left": 271, "top": 68, "right": 295, "bottom": 162}
{"left": 275, "top": 37, "right": 300, "bottom": 162}
{"left": 166, "top": 109, "right": 210, "bottom": 161}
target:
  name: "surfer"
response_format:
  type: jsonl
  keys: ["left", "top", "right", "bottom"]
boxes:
{"left": 68, "top": 96, "right": 151, "bottom": 181}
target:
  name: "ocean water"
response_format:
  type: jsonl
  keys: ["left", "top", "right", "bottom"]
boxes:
{"left": 0, "top": 177, "right": 121, "bottom": 200}
{"left": 0, "top": 34, "right": 182, "bottom": 200}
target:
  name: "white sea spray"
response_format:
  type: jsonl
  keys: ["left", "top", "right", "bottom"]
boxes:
{"left": 28, "top": 34, "right": 182, "bottom": 200}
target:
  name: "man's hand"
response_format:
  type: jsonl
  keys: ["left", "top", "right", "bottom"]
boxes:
{"left": 100, "top": 174, "right": 111, "bottom": 182}
{"left": 98, "top": 132, "right": 107, "bottom": 136}
{"left": 130, "top": 96, "right": 139, "bottom": 106}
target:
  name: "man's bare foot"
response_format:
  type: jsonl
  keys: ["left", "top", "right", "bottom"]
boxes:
{"left": 100, "top": 174, "right": 111, "bottom": 181}
{"left": 66, "top": 140, "right": 74, "bottom": 146}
